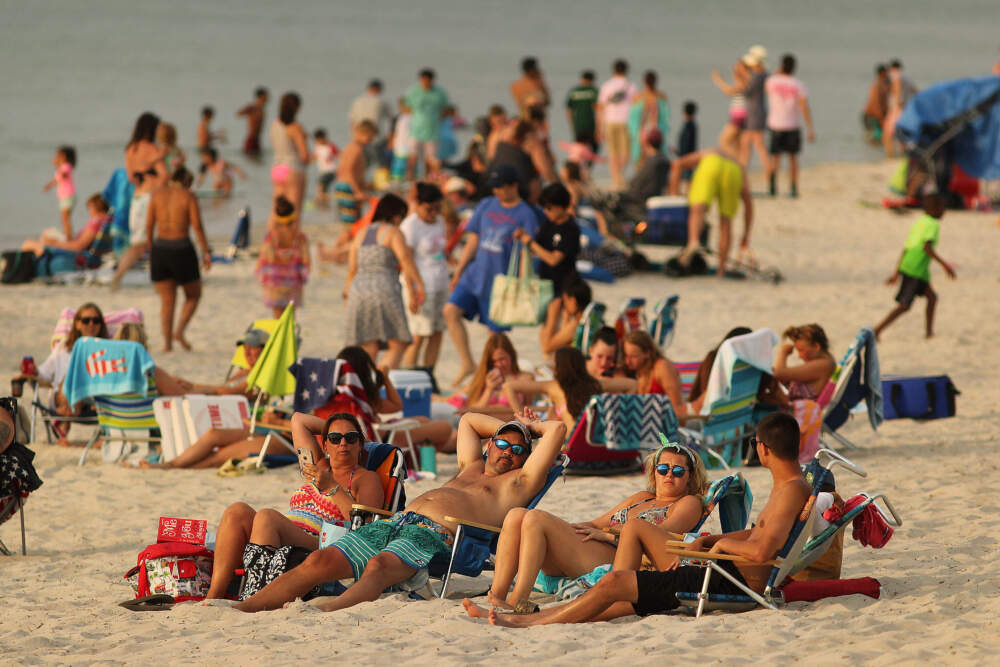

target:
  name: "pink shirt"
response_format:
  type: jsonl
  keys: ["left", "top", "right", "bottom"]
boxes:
{"left": 55, "top": 163, "right": 75, "bottom": 199}
{"left": 77, "top": 214, "right": 108, "bottom": 241}
{"left": 598, "top": 76, "right": 637, "bottom": 125}
{"left": 765, "top": 74, "right": 808, "bottom": 131}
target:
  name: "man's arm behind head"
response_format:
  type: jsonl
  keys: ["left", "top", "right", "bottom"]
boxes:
{"left": 455, "top": 412, "right": 504, "bottom": 469}
{"left": 517, "top": 418, "right": 567, "bottom": 494}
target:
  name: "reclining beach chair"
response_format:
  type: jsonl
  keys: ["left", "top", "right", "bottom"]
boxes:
{"left": 564, "top": 394, "right": 681, "bottom": 475}
{"left": 663, "top": 448, "right": 873, "bottom": 617}
{"left": 571, "top": 302, "right": 607, "bottom": 352}
{"left": 648, "top": 295, "right": 679, "bottom": 349}
{"left": 29, "top": 306, "right": 144, "bottom": 443}
{"left": 674, "top": 361, "right": 701, "bottom": 401}
{"left": 613, "top": 298, "right": 647, "bottom": 341}
{"left": 821, "top": 328, "right": 882, "bottom": 451}
{"left": 78, "top": 386, "right": 163, "bottom": 466}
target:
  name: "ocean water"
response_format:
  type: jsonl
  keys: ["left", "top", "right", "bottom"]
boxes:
{"left": 0, "top": 0, "right": 996, "bottom": 246}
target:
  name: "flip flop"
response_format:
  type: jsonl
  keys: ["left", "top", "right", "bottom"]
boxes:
{"left": 216, "top": 458, "right": 241, "bottom": 477}
{"left": 236, "top": 457, "right": 266, "bottom": 474}
{"left": 119, "top": 594, "right": 175, "bottom": 612}
{"left": 513, "top": 599, "right": 540, "bottom": 615}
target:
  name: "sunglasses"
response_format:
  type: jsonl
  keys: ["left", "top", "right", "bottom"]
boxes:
{"left": 656, "top": 464, "right": 687, "bottom": 477}
{"left": 78, "top": 317, "right": 103, "bottom": 325}
{"left": 493, "top": 438, "right": 529, "bottom": 456}
{"left": 325, "top": 431, "right": 362, "bottom": 446}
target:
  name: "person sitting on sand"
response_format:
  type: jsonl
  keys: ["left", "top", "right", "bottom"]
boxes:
{"left": 502, "top": 347, "right": 635, "bottom": 431}
{"left": 622, "top": 331, "right": 685, "bottom": 413}
{"left": 446, "top": 333, "right": 533, "bottom": 418}
{"left": 484, "top": 441, "right": 706, "bottom": 613}
{"left": 194, "top": 147, "right": 245, "bottom": 196}
{"left": 204, "top": 412, "right": 384, "bottom": 599}
{"left": 232, "top": 409, "right": 566, "bottom": 613}
{"left": 463, "top": 412, "right": 809, "bottom": 626}
{"left": 537, "top": 278, "right": 591, "bottom": 358}
{"left": 668, "top": 124, "right": 753, "bottom": 277}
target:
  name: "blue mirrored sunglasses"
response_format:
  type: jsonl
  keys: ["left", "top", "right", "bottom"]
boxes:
{"left": 655, "top": 464, "right": 687, "bottom": 477}
{"left": 493, "top": 438, "right": 528, "bottom": 456}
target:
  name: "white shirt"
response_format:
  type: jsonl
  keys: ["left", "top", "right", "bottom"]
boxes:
{"left": 598, "top": 75, "right": 637, "bottom": 125}
{"left": 399, "top": 212, "right": 449, "bottom": 292}
{"left": 313, "top": 143, "right": 338, "bottom": 174}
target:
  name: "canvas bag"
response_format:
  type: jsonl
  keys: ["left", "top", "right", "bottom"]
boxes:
{"left": 488, "top": 242, "right": 553, "bottom": 327}
{"left": 124, "top": 542, "right": 214, "bottom": 602}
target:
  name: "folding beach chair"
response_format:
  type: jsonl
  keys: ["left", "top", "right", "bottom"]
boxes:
{"left": 571, "top": 301, "right": 607, "bottom": 352}
{"left": 664, "top": 448, "right": 873, "bottom": 617}
{"left": 821, "top": 328, "right": 882, "bottom": 451}
{"left": 674, "top": 361, "right": 701, "bottom": 400}
{"left": 0, "top": 480, "right": 26, "bottom": 556}
{"left": 691, "top": 472, "right": 753, "bottom": 535}
{"left": 648, "top": 295, "right": 679, "bottom": 349}
{"left": 78, "top": 386, "right": 162, "bottom": 466}
{"left": 431, "top": 454, "right": 570, "bottom": 599}
{"left": 613, "top": 298, "right": 647, "bottom": 342}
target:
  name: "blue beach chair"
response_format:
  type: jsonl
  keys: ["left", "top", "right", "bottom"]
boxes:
{"left": 821, "top": 328, "right": 882, "bottom": 451}
{"left": 683, "top": 359, "right": 766, "bottom": 470}
{"left": 648, "top": 295, "right": 679, "bottom": 349}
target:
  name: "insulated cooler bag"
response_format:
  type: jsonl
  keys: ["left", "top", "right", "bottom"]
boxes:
{"left": 881, "top": 375, "right": 959, "bottom": 420}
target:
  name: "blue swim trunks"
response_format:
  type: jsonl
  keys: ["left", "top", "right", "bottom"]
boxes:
{"left": 334, "top": 182, "right": 360, "bottom": 223}
{"left": 331, "top": 511, "right": 454, "bottom": 581}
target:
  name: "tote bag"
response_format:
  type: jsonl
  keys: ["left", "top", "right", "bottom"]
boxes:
{"left": 488, "top": 243, "right": 553, "bottom": 327}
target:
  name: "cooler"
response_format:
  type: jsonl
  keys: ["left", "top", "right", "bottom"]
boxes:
{"left": 640, "top": 196, "right": 709, "bottom": 246}
{"left": 388, "top": 370, "right": 433, "bottom": 418}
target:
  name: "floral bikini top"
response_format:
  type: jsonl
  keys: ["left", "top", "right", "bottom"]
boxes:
{"left": 608, "top": 498, "right": 674, "bottom": 529}
{"left": 286, "top": 481, "right": 355, "bottom": 536}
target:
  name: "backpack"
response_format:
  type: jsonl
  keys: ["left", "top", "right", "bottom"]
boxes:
{"left": 124, "top": 542, "right": 214, "bottom": 602}
{"left": 1, "top": 251, "right": 36, "bottom": 284}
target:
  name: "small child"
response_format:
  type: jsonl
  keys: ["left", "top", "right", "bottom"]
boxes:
{"left": 312, "top": 128, "right": 340, "bottom": 208}
{"left": 195, "top": 148, "right": 245, "bottom": 196}
{"left": 389, "top": 98, "right": 412, "bottom": 183}
{"left": 42, "top": 145, "right": 77, "bottom": 239}
{"left": 676, "top": 101, "right": 699, "bottom": 185}
{"left": 197, "top": 105, "right": 226, "bottom": 150}
{"left": 22, "top": 193, "right": 111, "bottom": 262}
{"left": 157, "top": 123, "right": 186, "bottom": 173}
{"left": 256, "top": 196, "right": 310, "bottom": 318}
{"left": 874, "top": 193, "right": 956, "bottom": 340}
{"left": 400, "top": 183, "right": 449, "bottom": 369}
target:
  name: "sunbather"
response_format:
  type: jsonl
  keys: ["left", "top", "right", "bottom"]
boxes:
{"left": 112, "top": 323, "right": 199, "bottom": 396}
{"left": 772, "top": 324, "right": 835, "bottom": 462}
{"left": 205, "top": 412, "right": 384, "bottom": 599}
{"left": 622, "top": 330, "right": 684, "bottom": 413}
{"left": 486, "top": 441, "right": 706, "bottom": 612}
{"left": 233, "top": 409, "right": 566, "bottom": 613}
{"left": 502, "top": 346, "right": 635, "bottom": 431}
{"left": 463, "top": 412, "right": 810, "bottom": 626}
{"left": 446, "top": 333, "right": 533, "bottom": 418}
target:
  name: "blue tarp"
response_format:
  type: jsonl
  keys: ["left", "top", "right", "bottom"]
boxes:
{"left": 896, "top": 75, "right": 1000, "bottom": 180}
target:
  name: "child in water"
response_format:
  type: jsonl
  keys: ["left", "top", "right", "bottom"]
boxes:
{"left": 256, "top": 196, "right": 310, "bottom": 317}
{"left": 312, "top": 128, "right": 340, "bottom": 208}
{"left": 195, "top": 148, "right": 245, "bottom": 196}
{"left": 42, "top": 145, "right": 77, "bottom": 239}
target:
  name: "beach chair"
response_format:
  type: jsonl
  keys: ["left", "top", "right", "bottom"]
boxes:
{"left": 571, "top": 301, "right": 607, "bottom": 352}
{"left": 674, "top": 361, "right": 701, "bottom": 400}
{"left": 664, "top": 448, "right": 871, "bottom": 617}
{"left": 78, "top": 386, "right": 162, "bottom": 466}
{"left": 430, "top": 453, "right": 570, "bottom": 599}
{"left": 0, "top": 480, "right": 26, "bottom": 556}
{"left": 226, "top": 318, "right": 280, "bottom": 381}
{"left": 29, "top": 306, "right": 144, "bottom": 443}
{"left": 821, "top": 328, "right": 882, "bottom": 451}
{"left": 613, "top": 298, "right": 647, "bottom": 342}
{"left": 648, "top": 295, "right": 679, "bottom": 349}
{"left": 564, "top": 394, "right": 681, "bottom": 475}
{"left": 692, "top": 472, "right": 753, "bottom": 535}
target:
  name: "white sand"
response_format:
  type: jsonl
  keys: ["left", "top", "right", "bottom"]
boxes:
{"left": 2, "top": 161, "right": 999, "bottom": 664}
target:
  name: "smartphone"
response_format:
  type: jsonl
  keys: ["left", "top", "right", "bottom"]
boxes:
{"left": 297, "top": 447, "right": 315, "bottom": 471}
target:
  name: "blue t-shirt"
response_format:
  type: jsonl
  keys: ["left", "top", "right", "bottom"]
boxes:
{"left": 458, "top": 196, "right": 541, "bottom": 297}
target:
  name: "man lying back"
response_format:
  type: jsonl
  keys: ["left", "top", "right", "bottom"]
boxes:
{"left": 235, "top": 410, "right": 565, "bottom": 612}
{"left": 464, "top": 412, "right": 809, "bottom": 626}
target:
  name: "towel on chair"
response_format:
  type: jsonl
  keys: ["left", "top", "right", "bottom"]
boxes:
{"left": 289, "top": 357, "right": 337, "bottom": 413}
{"left": 63, "top": 338, "right": 154, "bottom": 407}
{"left": 700, "top": 329, "right": 778, "bottom": 415}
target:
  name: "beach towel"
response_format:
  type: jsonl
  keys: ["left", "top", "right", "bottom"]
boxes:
{"left": 589, "top": 394, "right": 679, "bottom": 450}
{"left": 289, "top": 357, "right": 338, "bottom": 413}
{"left": 793, "top": 399, "right": 823, "bottom": 463}
{"left": 63, "top": 338, "right": 154, "bottom": 407}
{"left": 700, "top": 329, "right": 778, "bottom": 415}
{"left": 310, "top": 359, "right": 377, "bottom": 439}
{"left": 102, "top": 168, "right": 134, "bottom": 256}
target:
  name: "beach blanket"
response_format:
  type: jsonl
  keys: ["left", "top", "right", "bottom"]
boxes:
{"left": 64, "top": 338, "right": 154, "bottom": 407}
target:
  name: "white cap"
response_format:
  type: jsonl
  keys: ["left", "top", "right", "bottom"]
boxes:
{"left": 444, "top": 176, "right": 470, "bottom": 194}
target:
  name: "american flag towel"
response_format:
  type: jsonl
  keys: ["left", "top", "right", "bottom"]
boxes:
{"left": 289, "top": 358, "right": 376, "bottom": 433}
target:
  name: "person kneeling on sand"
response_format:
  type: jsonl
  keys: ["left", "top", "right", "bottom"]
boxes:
{"left": 463, "top": 412, "right": 809, "bottom": 626}
{"left": 233, "top": 410, "right": 565, "bottom": 613}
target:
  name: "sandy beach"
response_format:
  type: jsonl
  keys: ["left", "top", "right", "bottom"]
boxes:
{"left": 2, "top": 160, "right": 999, "bottom": 665}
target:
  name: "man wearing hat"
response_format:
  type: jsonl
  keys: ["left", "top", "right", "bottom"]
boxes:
{"left": 235, "top": 410, "right": 567, "bottom": 613}
{"left": 207, "top": 328, "right": 270, "bottom": 397}
{"left": 442, "top": 164, "right": 541, "bottom": 387}
{"left": 742, "top": 45, "right": 771, "bottom": 175}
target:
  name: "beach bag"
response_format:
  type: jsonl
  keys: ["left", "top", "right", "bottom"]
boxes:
{"left": 881, "top": 375, "right": 958, "bottom": 420}
{"left": 124, "top": 542, "right": 214, "bottom": 602}
{"left": 238, "top": 542, "right": 318, "bottom": 601}
{"left": 0, "top": 251, "right": 36, "bottom": 284}
{"left": 489, "top": 242, "right": 553, "bottom": 327}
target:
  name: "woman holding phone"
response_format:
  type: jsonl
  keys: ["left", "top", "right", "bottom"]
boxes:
{"left": 205, "top": 412, "right": 383, "bottom": 599}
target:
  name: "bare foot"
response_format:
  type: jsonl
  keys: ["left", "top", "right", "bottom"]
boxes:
{"left": 110, "top": 276, "right": 121, "bottom": 292}
{"left": 176, "top": 333, "right": 192, "bottom": 351}
{"left": 488, "top": 608, "right": 522, "bottom": 628}
{"left": 487, "top": 589, "right": 515, "bottom": 610}
{"left": 450, "top": 365, "right": 474, "bottom": 389}
{"left": 463, "top": 598, "right": 492, "bottom": 619}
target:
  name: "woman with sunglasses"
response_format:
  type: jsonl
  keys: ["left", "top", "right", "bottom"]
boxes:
{"left": 486, "top": 441, "right": 707, "bottom": 613}
{"left": 205, "top": 412, "right": 383, "bottom": 599}
{"left": 257, "top": 195, "right": 310, "bottom": 318}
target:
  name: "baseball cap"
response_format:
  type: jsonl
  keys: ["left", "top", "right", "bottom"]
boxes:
{"left": 237, "top": 328, "right": 269, "bottom": 348}
{"left": 493, "top": 421, "right": 533, "bottom": 450}
{"left": 487, "top": 164, "right": 519, "bottom": 189}
{"left": 444, "top": 176, "right": 470, "bottom": 194}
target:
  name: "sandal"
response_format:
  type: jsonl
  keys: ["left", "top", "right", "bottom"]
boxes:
{"left": 119, "top": 594, "right": 175, "bottom": 612}
{"left": 513, "top": 599, "right": 540, "bottom": 615}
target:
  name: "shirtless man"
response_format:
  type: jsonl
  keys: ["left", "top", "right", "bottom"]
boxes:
{"left": 465, "top": 412, "right": 810, "bottom": 626}
{"left": 237, "top": 87, "right": 269, "bottom": 158}
{"left": 510, "top": 57, "right": 550, "bottom": 117}
{"left": 668, "top": 126, "right": 753, "bottom": 277}
{"left": 145, "top": 167, "right": 211, "bottom": 352}
{"left": 233, "top": 410, "right": 566, "bottom": 613}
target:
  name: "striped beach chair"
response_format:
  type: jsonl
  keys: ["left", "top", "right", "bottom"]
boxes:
{"left": 685, "top": 359, "right": 765, "bottom": 470}
{"left": 78, "top": 383, "right": 161, "bottom": 466}
{"left": 674, "top": 361, "right": 701, "bottom": 400}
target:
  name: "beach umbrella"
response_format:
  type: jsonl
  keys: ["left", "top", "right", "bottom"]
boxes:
{"left": 245, "top": 303, "right": 298, "bottom": 426}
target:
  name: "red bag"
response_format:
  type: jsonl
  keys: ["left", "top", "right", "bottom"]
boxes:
{"left": 124, "top": 542, "right": 214, "bottom": 602}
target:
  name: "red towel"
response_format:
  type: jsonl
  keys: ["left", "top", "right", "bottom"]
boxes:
{"left": 824, "top": 494, "right": 895, "bottom": 549}
{"left": 780, "top": 577, "right": 881, "bottom": 603}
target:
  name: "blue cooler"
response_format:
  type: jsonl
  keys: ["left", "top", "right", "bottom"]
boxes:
{"left": 641, "top": 196, "right": 708, "bottom": 246}
{"left": 389, "top": 370, "right": 433, "bottom": 418}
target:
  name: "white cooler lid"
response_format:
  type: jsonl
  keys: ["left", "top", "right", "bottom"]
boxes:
{"left": 646, "top": 195, "right": 688, "bottom": 208}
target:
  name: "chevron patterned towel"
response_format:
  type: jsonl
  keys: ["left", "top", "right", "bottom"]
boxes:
{"left": 590, "top": 394, "right": 679, "bottom": 450}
